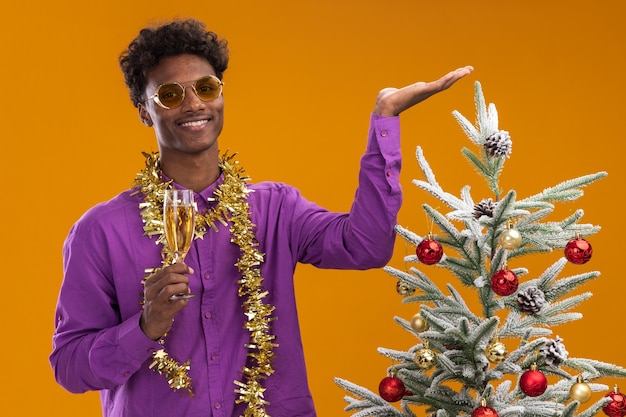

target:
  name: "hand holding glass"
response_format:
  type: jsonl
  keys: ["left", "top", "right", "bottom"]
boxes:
{"left": 163, "top": 189, "right": 197, "bottom": 300}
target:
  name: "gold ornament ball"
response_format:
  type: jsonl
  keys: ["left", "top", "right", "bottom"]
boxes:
{"left": 499, "top": 228, "right": 522, "bottom": 250}
{"left": 414, "top": 347, "right": 436, "bottom": 370}
{"left": 570, "top": 381, "right": 592, "bottom": 403}
{"left": 486, "top": 341, "right": 508, "bottom": 364}
{"left": 410, "top": 314, "right": 429, "bottom": 333}
{"left": 396, "top": 281, "right": 415, "bottom": 296}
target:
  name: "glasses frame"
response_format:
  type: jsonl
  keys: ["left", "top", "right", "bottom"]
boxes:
{"left": 146, "top": 75, "right": 224, "bottom": 110}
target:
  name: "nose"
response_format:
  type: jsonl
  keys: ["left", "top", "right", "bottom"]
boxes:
{"left": 180, "top": 86, "right": 206, "bottom": 111}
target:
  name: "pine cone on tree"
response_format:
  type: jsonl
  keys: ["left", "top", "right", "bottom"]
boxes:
{"left": 516, "top": 286, "right": 545, "bottom": 314}
{"left": 541, "top": 336, "right": 569, "bottom": 366}
{"left": 473, "top": 198, "right": 497, "bottom": 220}
{"left": 483, "top": 130, "right": 512, "bottom": 158}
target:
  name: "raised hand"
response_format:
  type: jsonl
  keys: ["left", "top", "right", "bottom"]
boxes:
{"left": 373, "top": 66, "right": 474, "bottom": 117}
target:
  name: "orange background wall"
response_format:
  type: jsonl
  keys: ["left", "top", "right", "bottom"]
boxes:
{"left": 1, "top": 1, "right": 624, "bottom": 416}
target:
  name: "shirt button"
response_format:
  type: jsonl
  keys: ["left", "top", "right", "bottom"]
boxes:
{"left": 204, "top": 312, "right": 212, "bottom": 319}
{"left": 123, "top": 371, "right": 129, "bottom": 377}
{"left": 203, "top": 273, "right": 210, "bottom": 280}
{"left": 386, "top": 170, "right": 392, "bottom": 177}
{"left": 380, "top": 130, "right": 388, "bottom": 137}
{"left": 214, "top": 403, "right": 222, "bottom": 410}
{"left": 210, "top": 353, "right": 217, "bottom": 360}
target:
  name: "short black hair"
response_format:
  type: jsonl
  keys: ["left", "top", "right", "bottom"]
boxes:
{"left": 119, "top": 18, "right": 229, "bottom": 107}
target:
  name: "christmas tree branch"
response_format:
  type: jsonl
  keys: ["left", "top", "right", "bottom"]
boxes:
{"left": 422, "top": 204, "right": 465, "bottom": 245}
{"left": 563, "top": 358, "right": 626, "bottom": 379}
{"left": 451, "top": 109, "right": 480, "bottom": 145}
{"left": 413, "top": 147, "right": 467, "bottom": 211}
{"left": 500, "top": 312, "right": 552, "bottom": 338}
{"left": 568, "top": 398, "right": 612, "bottom": 417}
{"left": 541, "top": 270, "right": 600, "bottom": 302}
{"left": 520, "top": 172, "right": 607, "bottom": 204}
{"left": 394, "top": 225, "right": 423, "bottom": 247}
{"left": 334, "top": 378, "right": 408, "bottom": 417}
{"left": 440, "top": 257, "right": 481, "bottom": 286}
{"left": 383, "top": 266, "right": 448, "bottom": 304}
{"left": 539, "top": 293, "right": 592, "bottom": 319}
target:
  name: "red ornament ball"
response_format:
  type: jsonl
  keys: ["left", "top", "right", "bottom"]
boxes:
{"left": 564, "top": 238, "right": 593, "bottom": 265}
{"left": 378, "top": 376, "right": 406, "bottom": 402}
{"left": 471, "top": 404, "right": 499, "bottom": 417}
{"left": 416, "top": 238, "right": 443, "bottom": 265}
{"left": 490, "top": 269, "right": 519, "bottom": 296}
{"left": 603, "top": 389, "right": 626, "bottom": 417}
{"left": 520, "top": 368, "right": 548, "bottom": 397}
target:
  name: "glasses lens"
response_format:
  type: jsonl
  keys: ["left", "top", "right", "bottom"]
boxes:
{"left": 157, "top": 83, "right": 185, "bottom": 108}
{"left": 194, "top": 76, "right": 222, "bottom": 101}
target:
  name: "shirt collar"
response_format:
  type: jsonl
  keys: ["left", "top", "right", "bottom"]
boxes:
{"left": 161, "top": 170, "right": 225, "bottom": 210}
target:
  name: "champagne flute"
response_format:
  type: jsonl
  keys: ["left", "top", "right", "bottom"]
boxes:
{"left": 163, "top": 189, "right": 197, "bottom": 300}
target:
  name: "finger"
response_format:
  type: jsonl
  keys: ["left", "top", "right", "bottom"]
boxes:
{"left": 403, "top": 66, "right": 474, "bottom": 102}
{"left": 433, "top": 65, "right": 474, "bottom": 90}
{"left": 160, "top": 282, "right": 192, "bottom": 302}
{"left": 163, "top": 262, "right": 195, "bottom": 276}
{"left": 144, "top": 268, "right": 192, "bottom": 302}
{"left": 147, "top": 263, "right": 194, "bottom": 281}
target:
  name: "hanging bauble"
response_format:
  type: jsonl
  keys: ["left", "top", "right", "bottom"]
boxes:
{"left": 499, "top": 224, "right": 522, "bottom": 250}
{"left": 378, "top": 376, "right": 406, "bottom": 402}
{"left": 416, "top": 234, "right": 444, "bottom": 265}
{"left": 471, "top": 398, "right": 499, "bottom": 417}
{"left": 490, "top": 268, "right": 519, "bottom": 296}
{"left": 414, "top": 343, "right": 436, "bottom": 370}
{"left": 486, "top": 339, "right": 508, "bottom": 364}
{"left": 565, "top": 236, "right": 593, "bottom": 265}
{"left": 603, "top": 385, "right": 626, "bottom": 417}
{"left": 569, "top": 375, "right": 592, "bottom": 403}
{"left": 396, "top": 280, "right": 415, "bottom": 296}
{"left": 520, "top": 364, "right": 548, "bottom": 397}
{"left": 410, "top": 313, "right": 429, "bottom": 333}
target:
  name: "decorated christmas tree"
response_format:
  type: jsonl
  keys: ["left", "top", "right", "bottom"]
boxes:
{"left": 334, "top": 82, "right": 626, "bottom": 417}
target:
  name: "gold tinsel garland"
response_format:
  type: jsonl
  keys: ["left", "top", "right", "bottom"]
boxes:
{"left": 132, "top": 151, "right": 278, "bottom": 415}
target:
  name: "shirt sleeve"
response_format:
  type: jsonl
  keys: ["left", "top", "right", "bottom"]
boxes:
{"left": 293, "top": 113, "right": 402, "bottom": 269}
{"left": 49, "top": 215, "right": 162, "bottom": 393}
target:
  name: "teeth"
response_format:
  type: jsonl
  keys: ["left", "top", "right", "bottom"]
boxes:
{"left": 180, "top": 120, "right": 208, "bottom": 127}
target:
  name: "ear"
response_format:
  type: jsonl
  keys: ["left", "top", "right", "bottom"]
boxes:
{"left": 138, "top": 103, "right": 153, "bottom": 127}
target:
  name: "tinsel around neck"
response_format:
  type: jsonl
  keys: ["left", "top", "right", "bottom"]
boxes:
{"left": 132, "top": 151, "right": 278, "bottom": 416}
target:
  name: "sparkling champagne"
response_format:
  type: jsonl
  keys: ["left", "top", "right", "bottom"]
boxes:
{"left": 164, "top": 205, "right": 195, "bottom": 260}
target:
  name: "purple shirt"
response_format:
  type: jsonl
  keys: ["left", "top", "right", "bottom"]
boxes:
{"left": 50, "top": 114, "right": 402, "bottom": 417}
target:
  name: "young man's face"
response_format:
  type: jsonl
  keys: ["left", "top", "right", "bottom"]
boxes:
{"left": 138, "top": 54, "right": 225, "bottom": 159}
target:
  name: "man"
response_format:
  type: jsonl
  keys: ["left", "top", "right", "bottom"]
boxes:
{"left": 50, "top": 18, "right": 472, "bottom": 417}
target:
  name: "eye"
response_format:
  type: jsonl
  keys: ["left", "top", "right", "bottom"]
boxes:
{"left": 158, "top": 84, "right": 183, "bottom": 102}
{"left": 198, "top": 84, "right": 216, "bottom": 93}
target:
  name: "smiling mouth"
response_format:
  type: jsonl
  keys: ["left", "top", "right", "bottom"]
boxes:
{"left": 179, "top": 119, "right": 209, "bottom": 128}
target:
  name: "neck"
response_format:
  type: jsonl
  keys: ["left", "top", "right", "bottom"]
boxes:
{"left": 159, "top": 149, "right": 220, "bottom": 192}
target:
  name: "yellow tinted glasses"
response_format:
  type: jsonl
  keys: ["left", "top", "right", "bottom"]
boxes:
{"left": 146, "top": 75, "right": 224, "bottom": 109}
